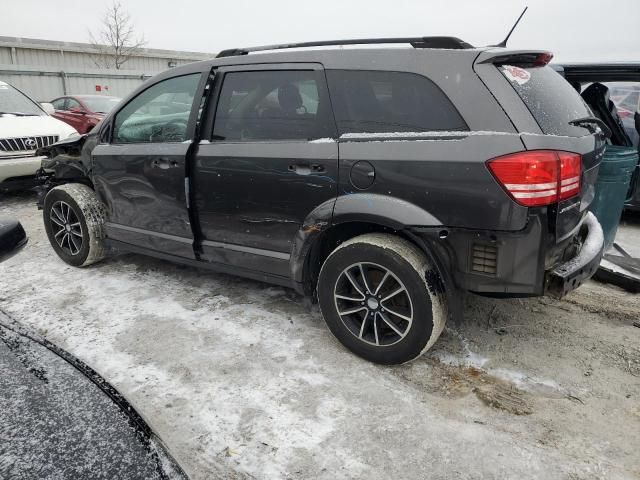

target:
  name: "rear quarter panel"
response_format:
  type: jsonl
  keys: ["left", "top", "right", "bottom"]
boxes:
{"left": 325, "top": 49, "right": 531, "bottom": 231}
{"left": 338, "top": 133, "right": 530, "bottom": 230}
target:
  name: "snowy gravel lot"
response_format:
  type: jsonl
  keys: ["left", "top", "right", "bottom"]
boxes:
{"left": 1, "top": 191, "right": 639, "bottom": 480}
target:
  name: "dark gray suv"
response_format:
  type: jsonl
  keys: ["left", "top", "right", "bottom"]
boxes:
{"left": 36, "top": 37, "right": 606, "bottom": 364}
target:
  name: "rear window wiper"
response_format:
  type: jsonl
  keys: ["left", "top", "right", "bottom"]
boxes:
{"left": 569, "top": 116, "right": 612, "bottom": 139}
{"left": 0, "top": 111, "right": 35, "bottom": 117}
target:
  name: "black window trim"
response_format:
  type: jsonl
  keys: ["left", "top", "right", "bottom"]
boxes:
{"left": 202, "top": 62, "right": 339, "bottom": 144}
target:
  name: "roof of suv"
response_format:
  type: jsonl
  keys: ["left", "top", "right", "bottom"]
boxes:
{"left": 215, "top": 36, "right": 474, "bottom": 57}
{"left": 161, "top": 43, "right": 496, "bottom": 81}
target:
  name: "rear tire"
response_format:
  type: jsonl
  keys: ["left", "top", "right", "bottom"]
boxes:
{"left": 317, "top": 233, "right": 447, "bottom": 365}
{"left": 43, "top": 183, "right": 107, "bottom": 267}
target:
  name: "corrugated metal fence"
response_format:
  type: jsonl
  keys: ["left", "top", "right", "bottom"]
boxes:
{"left": 0, "top": 64, "right": 153, "bottom": 100}
{"left": 0, "top": 36, "right": 212, "bottom": 101}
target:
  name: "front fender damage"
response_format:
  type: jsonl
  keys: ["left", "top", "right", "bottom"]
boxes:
{"left": 35, "top": 134, "right": 92, "bottom": 209}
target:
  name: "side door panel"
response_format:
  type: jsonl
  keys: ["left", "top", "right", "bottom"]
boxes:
{"left": 92, "top": 142, "right": 193, "bottom": 256}
{"left": 191, "top": 64, "right": 338, "bottom": 278}
{"left": 92, "top": 72, "right": 206, "bottom": 258}
{"left": 193, "top": 141, "right": 338, "bottom": 276}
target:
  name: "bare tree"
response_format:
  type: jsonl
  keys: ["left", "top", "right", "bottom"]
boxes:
{"left": 89, "top": 2, "right": 146, "bottom": 70}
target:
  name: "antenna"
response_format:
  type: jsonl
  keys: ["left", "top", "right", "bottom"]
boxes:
{"left": 492, "top": 6, "right": 528, "bottom": 48}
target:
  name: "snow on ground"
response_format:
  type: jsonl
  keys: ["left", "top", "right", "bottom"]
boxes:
{"left": 1, "top": 191, "right": 639, "bottom": 479}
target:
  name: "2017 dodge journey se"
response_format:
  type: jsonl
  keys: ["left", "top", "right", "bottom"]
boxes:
{"left": 35, "top": 37, "right": 606, "bottom": 364}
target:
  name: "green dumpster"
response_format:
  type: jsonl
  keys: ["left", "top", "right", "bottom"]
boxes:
{"left": 589, "top": 145, "right": 639, "bottom": 251}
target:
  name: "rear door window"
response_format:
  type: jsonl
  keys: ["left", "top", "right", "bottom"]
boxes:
{"left": 212, "top": 70, "right": 334, "bottom": 141}
{"left": 325, "top": 70, "right": 468, "bottom": 134}
{"left": 499, "top": 65, "right": 592, "bottom": 136}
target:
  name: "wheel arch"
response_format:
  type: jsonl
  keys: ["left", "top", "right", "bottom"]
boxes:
{"left": 291, "top": 194, "right": 448, "bottom": 297}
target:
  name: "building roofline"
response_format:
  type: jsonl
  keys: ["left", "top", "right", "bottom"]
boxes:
{"left": 0, "top": 35, "right": 214, "bottom": 61}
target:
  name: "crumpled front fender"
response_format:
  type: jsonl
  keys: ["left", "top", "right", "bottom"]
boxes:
{"left": 35, "top": 134, "right": 95, "bottom": 208}
{"left": 38, "top": 134, "right": 89, "bottom": 177}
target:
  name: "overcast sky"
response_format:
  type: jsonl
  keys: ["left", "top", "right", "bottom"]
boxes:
{"left": 1, "top": 0, "right": 638, "bottom": 62}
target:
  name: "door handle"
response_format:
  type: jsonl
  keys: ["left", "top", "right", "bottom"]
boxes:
{"left": 151, "top": 158, "right": 179, "bottom": 169}
{"left": 288, "top": 163, "right": 326, "bottom": 175}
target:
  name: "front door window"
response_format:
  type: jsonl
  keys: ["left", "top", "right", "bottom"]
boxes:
{"left": 113, "top": 74, "right": 201, "bottom": 144}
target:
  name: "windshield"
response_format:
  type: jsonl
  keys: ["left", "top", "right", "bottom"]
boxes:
{"left": 79, "top": 96, "right": 121, "bottom": 114}
{"left": 499, "top": 65, "right": 592, "bottom": 137}
{"left": 0, "top": 81, "right": 44, "bottom": 116}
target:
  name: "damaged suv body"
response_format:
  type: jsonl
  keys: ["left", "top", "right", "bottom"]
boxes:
{"left": 36, "top": 37, "right": 605, "bottom": 364}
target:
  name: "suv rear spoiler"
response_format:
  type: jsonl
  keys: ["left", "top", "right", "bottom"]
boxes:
{"left": 475, "top": 49, "right": 554, "bottom": 67}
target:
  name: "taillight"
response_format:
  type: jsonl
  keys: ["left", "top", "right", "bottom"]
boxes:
{"left": 558, "top": 152, "right": 581, "bottom": 200}
{"left": 487, "top": 150, "right": 581, "bottom": 207}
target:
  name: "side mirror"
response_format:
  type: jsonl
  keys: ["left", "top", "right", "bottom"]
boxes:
{"left": 0, "top": 219, "right": 28, "bottom": 263}
{"left": 40, "top": 102, "right": 55, "bottom": 115}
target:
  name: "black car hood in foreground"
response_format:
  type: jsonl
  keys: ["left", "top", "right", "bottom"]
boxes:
{"left": 0, "top": 311, "right": 188, "bottom": 480}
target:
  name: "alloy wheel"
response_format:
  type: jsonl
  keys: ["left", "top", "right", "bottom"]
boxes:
{"left": 333, "top": 262, "right": 413, "bottom": 347}
{"left": 50, "top": 201, "right": 83, "bottom": 256}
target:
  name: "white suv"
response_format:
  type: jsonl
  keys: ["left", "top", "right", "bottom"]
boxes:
{"left": 1, "top": 80, "right": 78, "bottom": 190}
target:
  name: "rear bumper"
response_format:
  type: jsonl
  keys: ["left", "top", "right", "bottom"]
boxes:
{"left": 544, "top": 212, "right": 604, "bottom": 297}
{"left": 0, "top": 155, "right": 43, "bottom": 184}
{"left": 410, "top": 211, "right": 603, "bottom": 298}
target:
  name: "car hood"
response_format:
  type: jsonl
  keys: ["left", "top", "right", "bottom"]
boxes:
{"left": 0, "top": 115, "right": 78, "bottom": 138}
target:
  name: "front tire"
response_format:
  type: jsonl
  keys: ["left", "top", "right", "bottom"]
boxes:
{"left": 317, "top": 233, "right": 447, "bottom": 364}
{"left": 43, "top": 183, "right": 107, "bottom": 267}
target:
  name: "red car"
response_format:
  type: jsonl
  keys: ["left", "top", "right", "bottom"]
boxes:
{"left": 50, "top": 95, "right": 121, "bottom": 134}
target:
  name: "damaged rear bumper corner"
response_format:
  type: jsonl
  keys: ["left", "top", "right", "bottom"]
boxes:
{"left": 545, "top": 212, "right": 604, "bottom": 298}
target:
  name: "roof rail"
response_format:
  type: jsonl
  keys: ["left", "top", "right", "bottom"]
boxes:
{"left": 216, "top": 36, "right": 473, "bottom": 58}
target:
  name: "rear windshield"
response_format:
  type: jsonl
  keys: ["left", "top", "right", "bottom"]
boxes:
{"left": 499, "top": 65, "right": 591, "bottom": 136}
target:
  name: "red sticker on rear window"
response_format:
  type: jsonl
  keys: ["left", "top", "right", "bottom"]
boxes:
{"left": 502, "top": 65, "right": 531, "bottom": 85}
